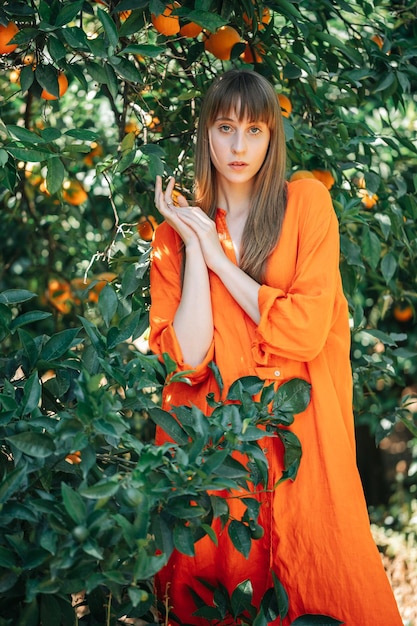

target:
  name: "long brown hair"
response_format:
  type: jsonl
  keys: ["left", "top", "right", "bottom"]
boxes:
{"left": 194, "top": 69, "right": 287, "bottom": 283}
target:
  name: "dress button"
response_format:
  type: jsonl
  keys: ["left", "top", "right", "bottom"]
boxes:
{"left": 274, "top": 370, "right": 281, "bottom": 377}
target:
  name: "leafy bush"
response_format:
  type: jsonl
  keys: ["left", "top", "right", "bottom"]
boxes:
{"left": 0, "top": 286, "right": 330, "bottom": 625}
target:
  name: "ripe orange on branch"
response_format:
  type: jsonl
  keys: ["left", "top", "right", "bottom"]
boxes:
{"left": 137, "top": 215, "right": 158, "bottom": 241}
{"left": 277, "top": 94, "right": 292, "bottom": 117}
{"left": 179, "top": 21, "right": 203, "bottom": 38}
{"left": 393, "top": 301, "right": 413, "bottom": 323}
{"left": 243, "top": 7, "right": 271, "bottom": 30}
{"left": 151, "top": 3, "right": 180, "bottom": 36}
{"left": 0, "top": 22, "right": 19, "bottom": 55}
{"left": 62, "top": 180, "right": 88, "bottom": 206}
{"left": 311, "top": 169, "right": 335, "bottom": 190}
{"left": 41, "top": 73, "right": 69, "bottom": 100}
{"left": 241, "top": 42, "right": 264, "bottom": 64}
{"left": 46, "top": 279, "right": 72, "bottom": 314}
{"left": 289, "top": 170, "right": 316, "bottom": 182}
{"left": 204, "top": 25, "right": 241, "bottom": 60}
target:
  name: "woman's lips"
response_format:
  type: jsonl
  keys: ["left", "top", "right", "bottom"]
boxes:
{"left": 228, "top": 161, "right": 248, "bottom": 170}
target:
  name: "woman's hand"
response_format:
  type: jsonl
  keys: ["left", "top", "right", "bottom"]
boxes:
{"left": 154, "top": 176, "right": 197, "bottom": 247}
{"left": 155, "top": 176, "right": 227, "bottom": 271}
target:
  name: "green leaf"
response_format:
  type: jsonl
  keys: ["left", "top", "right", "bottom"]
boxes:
{"left": 0, "top": 289, "right": 36, "bottom": 304}
{"left": 20, "top": 372, "right": 41, "bottom": 415}
{"left": 173, "top": 524, "right": 195, "bottom": 556}
{"left": 55, "top": 0, "right": 84, "bottom": 26}
{"left": 61, "top": 26, "right": 89, "bottom": 50}
{"left": 48, "top": 35, "right": 67, "bottom": 61}
{"left": 98, "top": 284, "right": 118, "bottom": 327}
{"left": 61, "top": 482, "right": 86, "bottom": 525}
{"left": 0, "top": 464, "right": 28, "bottom": 504}
{"left": 116, "top": 0, "right": 149, "bottom": 10}
{"left": 0, "top": 148, "right": 8, "bottom": 166}
{"left": 40, "top": 328, "right": 81, "bottom": 361}
{"left": 272, "top": 570, "right": 289, "bottom": 619}
{"left": 152, "top": 512, "right": 175, "bottom": 559}
{"left": 6, "top": 432, "right": 55, "bottom": 458}
{"left": 380, "top": 251, "right": 397, "bottom": 284}
{"left": 0, "top": 546, "right": 17, "bottom": 568}
{"left": 111, "top": 56, "right": 142, "bottom": 83}
{"left": 149, "top": 407, "right": 189, "bottom": 444}
{"left": 361, "top": 229, "right": 381, "bottom": 270}
{"left": 362, "top": 329, "right": 398, "bottom": 347}
{"left": 228, "top": 520, "right": 251, "bottom": 558}
{"left": 6, "top": 146, "right": 55, "bottom": 162}
{"left": 227, "top": 376, "right": 264, "bottom": 401}
{"left": 46, "top": 157, "right": 65, "bottom": 195}
{"left": 79, "top": 478, "right": 120, "bottom": 499}
{"left": 18, "top": 328, "right": 40, "bottom": 369}
{"left": 65, "top": 129, "right": 98, "bottom": 141}
{"left": 6, "top": 125, "right": 45, "bottom": 144}
{"left": 40, "top": 595, "right": 62, "bottom": 626}
{"left": 291, "top": 616, "right": 344, "bottom": 625}
{"left": 97, "top": 7, "right": 119, "bottom": 48}
{"left": 231, "top": 579, "right": 253, "bottom": 617}
{"left": 35, "top": 64, "right": 60, "bottom": 98}
{"left": 279, "top": 430, "right": 302, "bottom": 481}
{"left": 182, "top": 10, "right": 227, "bottom": 31}
{"left": 273, "top": 378, "right": 311, "bottom": 416}
{"left": 122, "top": 43, "right": 164, "bottom": 57}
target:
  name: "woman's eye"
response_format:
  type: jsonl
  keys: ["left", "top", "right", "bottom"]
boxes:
{"left": 219, "top": 124, "right": 232, "bottom": 133}
{"left": 249, "top": 126, "right": 261, "bottom": 135}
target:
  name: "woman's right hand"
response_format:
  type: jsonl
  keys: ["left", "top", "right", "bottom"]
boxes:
{"left": 154, "top": 176, "right": 198, "bottom": 247}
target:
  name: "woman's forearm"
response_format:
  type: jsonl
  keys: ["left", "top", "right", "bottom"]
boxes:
{"left": 173, "top": 241, "right": 214, "bottom": 367}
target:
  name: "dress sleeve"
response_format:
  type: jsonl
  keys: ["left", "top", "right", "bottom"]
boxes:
{"left": 148, "top": 223, "right": 214, "bottom": 383}
{"left": 253, "top": 182, "right": 343, "bottom": 364}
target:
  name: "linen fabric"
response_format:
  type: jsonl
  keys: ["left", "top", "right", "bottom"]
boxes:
{"left": 149, "top": 178, "right": 402, "bottom": 625}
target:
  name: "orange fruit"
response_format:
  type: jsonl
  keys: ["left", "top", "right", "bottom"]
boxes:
{"left": 124, "top": 120, "right": 141, "bottom": 135}
{"left": 311, "top": 169, "right": 335, "bottom": 190}
{"left": 0, "top": 22, "right": 19, "bottom": 55}
{"left": 147, "top": 116, "right": 162, "bottom": 131}
{"left": 10, "top": 68, "right": 20, "bottom": 84}
{"left": 46, "top": 278, "right": 72, "bottom": 314}
{"left": 41, "top": 72, "right": 69, "bottom": 100}
{"left": 393, "top": 302, "right": 413, "bottom": 323}
{"left": 65, "top": 451, "right": 82, "bottom": 464}
{"left": 119, "top": 10, "right": 131, "bottom": 21}
{"left": 243, "top": 6, "right": 271, "bottom": 30}
{"left": 62, "top": 180, "right": 88, "bottom": 206}
{"left": 240, "top": 42, "right": 264, "bottom": 64}
{"left": 137, "top": 215, "right": 158, "bottom": 241}
{"left": 39, "top": 179, "right": 51, "bottom": 195}
{"left": 204, "top": 25, "right": 242, "bottom": 61}
{"left": 83, "top": 142, "right": 103, "bottom": 167}
{"left": 151, "top": 3, "right": 180, "bottom": 36}
{"left": 22, "top": 52, "right": 35, "bottom": 65}
{"left": 70, "top": 277, "right": 92, "bottom": 304}
{"left": 277, "top": 94, "right": 292, "bottom": 117}
{"left": 289, "top": 170, "right": 316, "bottom": 182}
{"left": 371, "top": 34, "right": 384, "bottom": 49}
{"left": 88, "top": 272, "right": 118, "bottom": 303}
{"left": 179, "top": 21, "right": 203, "bottom": 38}
{"left": 358, "top": 188, "right": 378, "bottom": 209}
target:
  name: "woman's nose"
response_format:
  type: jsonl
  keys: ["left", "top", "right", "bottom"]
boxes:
{"left": 231, "top": 130, "right": 246, "bottom": 153}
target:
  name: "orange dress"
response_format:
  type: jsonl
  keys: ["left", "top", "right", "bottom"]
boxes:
{"left": 149, "top": 179, "right": 402, "bottom": 625}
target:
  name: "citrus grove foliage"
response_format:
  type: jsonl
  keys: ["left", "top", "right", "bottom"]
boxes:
{"left": 0, "top": 287, "right": 318, "bottom": 625}
{"left": 0, "top": 0, "right": 416, "bottom": 623}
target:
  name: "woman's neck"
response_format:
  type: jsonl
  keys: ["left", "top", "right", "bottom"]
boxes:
{"left": 216, "top": 180, "right": 253, "bottom": 217}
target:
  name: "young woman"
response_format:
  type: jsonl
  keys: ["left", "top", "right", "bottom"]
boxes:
{"left": 149, "top": 70, "right": 402, "bottom": 625}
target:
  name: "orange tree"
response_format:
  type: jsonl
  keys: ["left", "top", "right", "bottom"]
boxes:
{"left": 0, "top": 0, "right": 416, "bottom": 623}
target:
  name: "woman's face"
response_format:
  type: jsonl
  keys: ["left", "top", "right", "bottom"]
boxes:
{"left": 208, "top": 110, "right": 270, "bottom": 187}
